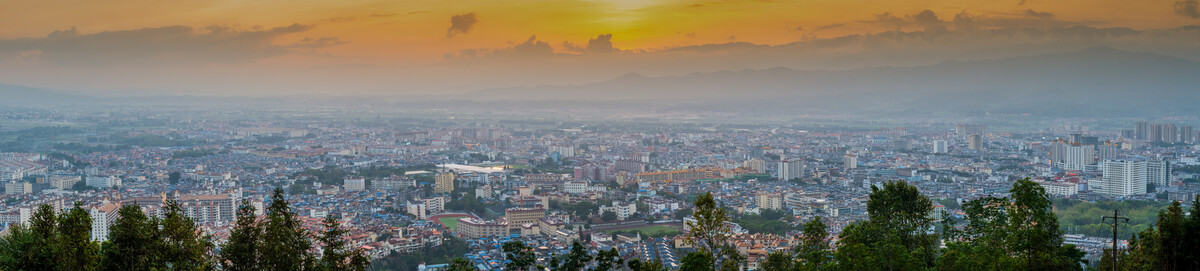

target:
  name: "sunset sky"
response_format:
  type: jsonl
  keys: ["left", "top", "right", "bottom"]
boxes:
{"left": 1, "top": 0, "right": 1198, "bottom": 96}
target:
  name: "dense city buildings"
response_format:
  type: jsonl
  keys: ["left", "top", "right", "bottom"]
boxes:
{"left": 0, "top": 108, "right": 1197, "bottom": 270}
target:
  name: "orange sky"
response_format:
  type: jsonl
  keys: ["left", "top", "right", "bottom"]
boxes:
{"left": 0, "top": 0, "right": 1198, "bottom": 95}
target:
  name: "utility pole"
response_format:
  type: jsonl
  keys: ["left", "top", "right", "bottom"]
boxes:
{"left": 1101, "top": 209, "right": 1130, "bottom": 271}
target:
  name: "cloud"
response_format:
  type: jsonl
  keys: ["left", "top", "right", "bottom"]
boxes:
{"left": 587, "top": 34, "right": 617, "bottom": 54}
{"left": 1176, "top": 0, "right": 1200, "bottom": 18}
{"left": 817, "top": 23, "right": 846, "bottom": 31}
{"left": 870, "top": 12, "right": 907, "bottom": 28}
{"left": 1024, "top": 9, "right": 1055, "bottom": 18}
{"left": 954, "top": 11, "right": 978, "bottom": 31}
{"left": 455, "top": 35, "right": 554, "bottom": 59}
{"left": 446, "top": 13, "right": 478, "bottom": 38}
{"left": 910, "top": 9, "right": 942, "bottom": 25}
{"left": 290, "top": 37, "right": 348, "bottom": 49}
{"left": 0, "top": 24, "right": 313, "bottom": 65}
{"left": 864, "top": 10, "right": 948, "bottom": 32}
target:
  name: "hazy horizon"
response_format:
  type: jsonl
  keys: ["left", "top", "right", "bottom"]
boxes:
{"left": 2, "top": 0, "right": 1199, "bottom": 96}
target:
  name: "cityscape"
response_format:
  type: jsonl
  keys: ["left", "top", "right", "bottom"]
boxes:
{"left": 2, "top": 0, "right": 1200, "bottom": 271}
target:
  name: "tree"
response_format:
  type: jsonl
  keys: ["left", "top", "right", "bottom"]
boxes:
{"left": 261, "top": 187, "right": 314, "bottom": 270}
{"left": 1185, "top": 198, "right": 1200, "bottom": 270}
{"left": 158, "top": 200, "right": 214, "bottom": 270}
{"left": 835, "top": 180, "right": 936, "bottom": 271}
{"left": 674, "top": 209, "right": 693, "bottom": 221}
{"left": 168, "top": 172, "right": 182, "bottom": 185}
{"left": 683, "top": 192, "right": 734, "bottom": 267}
{"left": 503, "top": 241, "right": 536, "bottom": 271}
{"left": 447, "top": 257, "right": 477, "bottom": 271}
{"left": 58, "top": 203, "right": 100, "bottom": 271}
{"left": 559, "top": 241, "right": 592, "bottom": 271}
{"left": 627, "top": 259, "right": 668, "bottom": 271}
{"left": 317, "top": 215, "right": 369, "bottom": 271}
{"left": 1006, "top": 178, "right": 1082, "bottom": 270}
{"left": 101, "top": 205, "right": 159, "bottom": 270}
{"left": 221, "top": 200, "right": 262, "bottom": 271}
{"left": 601, "top": 211, "right": 618, "bottom": 222}
{"left": 1113, "top": 197, "right": 1200, "bottom": 271}
{"left": 23, "top": 204, "right": 59, "bottom": 270}
{"left": 680, "top": 252, "right": 715, "bottom": 271}
{"left": 0, "top": 223, "right": 36, "bottom": 270}
{"left": 760, "top": 251, "right": 794, "bottom": 271}
{"left": 939, "top": 178, "right": 1083, "bottom": 271}
{"left": 795, "top": 217, "right": 832, "bottom": 270}
{"left": 593, "top": 248, "right": 623, "bottom": 271}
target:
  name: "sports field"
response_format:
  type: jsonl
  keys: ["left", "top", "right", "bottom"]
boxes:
{"left": 437, "top": 217, "right": 463, "bottom": 231}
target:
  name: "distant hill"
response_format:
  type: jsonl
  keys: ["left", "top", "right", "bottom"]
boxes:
{"left": 0, "top": 84, "right": 92, "bottom": 105}
{"left": 474, "top": 47, "right": 1200, "bottom": 116}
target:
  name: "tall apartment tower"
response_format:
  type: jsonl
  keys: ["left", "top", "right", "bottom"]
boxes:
{"left": 434, "top": 172, "right": 455, "bottom": 194}
{"left": 1181, "top": 126, "right": 1195, "bottom": 143}
{"left": 1099, "top": 160, "right": 1169, "bottom": 196}
{"left": 1150, "top": 124, "right": 1165, "bottom": 142}
{"left": 777, "top": 160, "right": 805, "bottom": 181}
{"left": 1136, "top": 121, "right": 1149, "bottom": 140}
{"left": 968, "top": 135, "right": 984, "bottom": 151}
{"left": 932, "top": 140, "right": 949, "bottom": 154}
{"left": 1099, "top": 160, "right": 1147, "bottom": 197}
{"left": 955, "top": 124, "right": 986, "bottom": 137}
{"left": 1059, "top": 144, "right": 1096, "bottom": 171}
{"left": 843, "top": 154, "right": 858, "bottom": 169}
{"left": 1164, "top": 124, "right": 1179, "bottom": 143}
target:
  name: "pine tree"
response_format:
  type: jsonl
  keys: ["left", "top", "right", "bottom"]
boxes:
{"left": 23, "top": 204, "right": 59, "bottom": 270}
{"left": 101, "top": 205, "right": 159, "bottom": 270}
{"left": 158, "top": 200, "right": 214, "bottom": 270}
{"left": 684, "top": 192, "right": 740, "bottom": 269}
{"left": 592, "top": 248, "right": 623, "bottom": 271}
{"left": 503, "top": 241, "right": 536, "bottom": 271}
{"left": 796, "top": 217, "right": 831, "bottom": 270}
{"left": 627, "top": 259, "right": 668, "bottom": 271}
{"left": 447, "top": 257, "right": 477, "bottom": 271}
{"left": 260, "top": 187, "right": 314, "bottom": 271}
{"left": 221, "top": 199, "right": 263, "bottom": 271}
{"left": 679, "top": 251, "right": 714, "bottom": 271}
{"left": 0, "top": 223, "right": 36, "bottom": 269}
{"left": 759, "top": 250, "right": 794, "bottom": 271}
{"left": 58, "top": 203, "right": 100, "bottom": 271}
{"left": 317, "top": 214, "right": 369, "bottom": 271}
{"left": 1183, "top": 198, "right": 1200, "bottom": 270}
{"left": 559, "top": 241, "right": 592, "bottom": 271}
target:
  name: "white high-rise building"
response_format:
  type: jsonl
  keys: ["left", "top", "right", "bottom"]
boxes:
{"left": 5, "top": 181, "right": 31, "bottom": 194}
{"left": 756, "top": 193, "right": 784, "bottom": 210}
{"left": 86, "top": 175, "right": 121, "bottom": 188}
{"left": 777, "top": 160, "right": 805, "bottom": 181}
{"left": 1058, "top": 144, "right": 1096, "bottom": 171}
{"left": 599, "top": 202, "right": 636, "bottom": 220}
{"left": 90, "top": 202, "right": 120, "bottom": 242}
{"left": 1145, "top": 160, "right": 1170, "bottom": 187}
{"left": 932, "top": 140, "right": 949, "bottom": 154}
{"left": 1098, "top": 160, "right": 1169, "bottom": 197}
{"left": 843, "top": 154, "right": 858, "bottom": 169}
{"left": 1037, "top": 181, "right": 1079, "bottom": 196}
{"left": 343, "top": 177, "right": 365, "bottom": 191}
